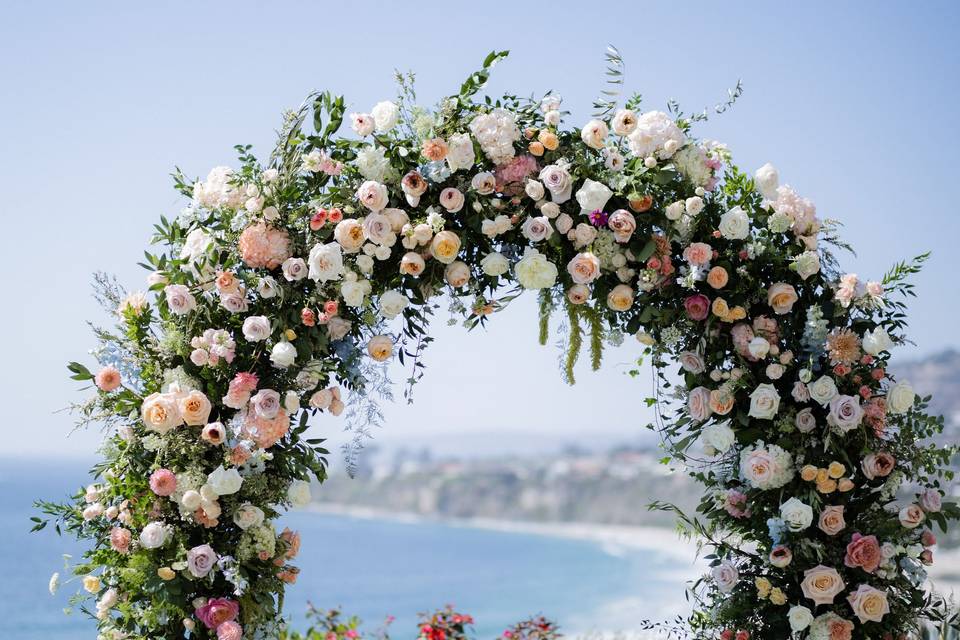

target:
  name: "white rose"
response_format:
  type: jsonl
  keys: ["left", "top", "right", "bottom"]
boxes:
{"left": 780, "top": 497, "right": 813, "bottom": 531}
{"left": 180, "top": 228, "right": 212, "bottom": 263}
{"left": 256, "top": 276, "right": 279, "bottom": 299}
{"left": 350, "top": 112, "right": 375, "bottom": 136}
{"left": 711, "top": 561, "right": 739, "bottom": 593}
{"left": 574, "top": 179, "right": 613, "bottom": 214}
{"left": 887, "top": 381, "right": 915, "bottom": 414}
{"left": 371, "top": 100, "right": 399, "bottom": 131}
{"left": 747, "top": 337, "right": 771, "bottom": 360}
{"left": 284, "top": 390, "right": 300, "bottom": 413}
{"left": 445, "top": 133, "right": 475, "bottom": 172}
{"left": 664, "top": 201, "right": 685, "bottom": 221}
{"left": 539, "top": 165, "right": 573, "bottom": 203}
{"left": 748, "top": 383, "right": 781, "bottom": 419}
{"left": 808, "top": 375, "right": 839, "bottom": 406}
{"left": 718, "top": 206, "right": 750, "bottom": 240}
{"left": 270, "top": 342, "right": 297, "bottom": 368}
{"left": 232, "top": 504, "right": 265, "bottom": 531}
{"left": 793, "top": 250, "right": 821, "bottom": 280}
{"left": 754, "top": 163, "right": 780, "bottom": 200}
{"left": 544, "top": 110, "right": 561, "bottom": 126}
{"left": 308, "top": 242, "right": 345, "bottom": 282}
{"left": 481, "top": 252, "right": 510, "bottom": 277}
{"left": 862, "top": 327, "right": 893, "bottom": 356}
{"left": 379, "top": 290, "right": 409, "bottom": 319}
{"left": 288, "top": 480, "right": 311, "bottom": 507}
{"left": 555, "top": 213, "right": 573, "bottom": 234}
{"left": 580, "top": 119, "right": 608, "bottom": 149}
{"left": 702, "top": 422, "right": 735, "bottom": 454}
{"left": 787, "top": 605, "right": 813, "bottom": 632}
{"left": 207, "top": 466, "right": 243, "bottom": 496}
{"left": 282, "top": 257, "right": 307, "bottom": 281}
{"left": 515, "top": 249, "right": 558, "bottom": 289}
{"left": 685, "top": 196, "right": 704, "bottom": 216}
{"left": 139, "top": 522, "right": 169, "bottom": 549}
{"left": 525, "top": 180, "right": 546, "bottom": 201}
{"left": 540, "top": 202, "right": 560, "bottom": 219}
{"left": 341, "top": 279, "right": 370, "bottom": 307}
{"left": 356, "top": 180, "right": 389, "bottom": 212}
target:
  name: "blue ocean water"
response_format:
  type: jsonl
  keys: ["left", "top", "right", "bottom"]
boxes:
{"left": 1, "top": 459, "right": 689, "bottom": 638}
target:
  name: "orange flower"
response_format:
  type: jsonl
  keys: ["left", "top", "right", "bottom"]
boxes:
{"left": 707, "top": 266, "right": 729, "bottom": 289}
{"left": 422, "top": 138, "right": 448, "bottom": 161}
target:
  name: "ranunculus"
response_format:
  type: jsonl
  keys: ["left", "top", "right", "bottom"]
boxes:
{"left": 818, "top": 505, "right": 846, "bottom": 536}
{"left": 787, "top": 605, "right": 813, "bottom": 633}
{"left": 808, "top": 375, "right": 839, "bottom": 406}
{"left": 187, "top": 543, "right": 217, "bottom": 578}
{"left": 575, "top": 179, "right": 613, "bottom": 214}
{"left": 139, "top": 521, "right": 169, "bottom": 549}
{"left": 701, "top": 421, "right": 735, "bottom": 454}
{"left": 270, "top": 342, "right": 297, "bottom": 368}
{"left": 356, "top": 180, "right": 389, "bottom": 212}
{"left": 207, "top": 466, "right": 243, "bottom": 496}
{"left": 515, "top": 249, "right": 558, "bottom": 289}
{"left": 367, "top": 335, "right": 394, "bottom": 361}
{"left": 800, "top": 565, "right": 845, "bottom": 605}
{"left": 480, "top": 252, "right": 509, "bottom": 277}
{"left": 795, "top": 407, "right": 817, "bottom": 432}
{"left": 887, "top": 380, "right": 915, "bottom": 414}
{"left": 580, "top": 119, "right": 608, "bottom": 149}
{"left": 844, "top": 533, "right": 881, "bottom": 573}
{"left": 606, "top": 284, "right": 634, "bottom": 312}
{"left": 399, "top": 252, "right": 426, "bottom": 277}
{"left": 687, "top": 386, "right": 712, "bottom": 422}
{"left": 827, "top": 395, "right": 863, "bottom": 433}
{"left": 767, "top": 282, "right": 798, "bottom": 315}
{"left": 711, "top": 561, "right": 739, "bottom": 593}
{"left": 430, "top": 230, "right": 461, "bottom": 264}
{"left": 780, "top": 497, "right": 813, "bottom": 531}
{"left": 288, "top": 480, "right": 311, "bottom": 507}
{"left": 899, "top": 503, "right": 925, "bottom": 529}
{"left": 567, "top": 252, "right": 601, "bottom": 284}
{"left": 846, "top": 584, "right": 889, "bottom": 624}
{"left": 178, "top": 390, "right": 212, "bottom": 426}
{"left": 242, "top": 315, "right": 271, "bottom": 342}
{"left": 718, "top": 206, "right": 750, "bottom": 240}
{"left": 748, "top": 383, "right": 780, "bottom": 419}
{"left": 684, "top": 294, "right": 710, "bottom": 321}
{"left": 920, "top": 488, "right": 942, "bottom": 512}
{"left": 141, "top": 392, "right": 183, "bottom": 434}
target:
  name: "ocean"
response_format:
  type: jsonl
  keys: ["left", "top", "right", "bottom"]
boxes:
{"left": 1, "top": 459, "right": 694, "bottom": 639}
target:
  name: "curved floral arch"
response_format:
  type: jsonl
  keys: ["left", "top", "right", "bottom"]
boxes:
{"left": 39, "top": 51, "right": 957, "bottom": 640}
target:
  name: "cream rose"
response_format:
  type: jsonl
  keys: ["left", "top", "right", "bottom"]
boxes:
{"left": 580, "top": 119, "right": 608, "bottom": 149}
{"left": 139, "top": 522, "right": 170, "bottom": 549}
{"left": 800, "top": 565, "right": 845, "bottom": 605}
{"left": 887, "top": 381, "right": 915, "bottom": 414}
{"left": 367, "top": 335, "right": 394, "bottom": 361}
{"left": 480, "top": 252, "right": 509, "bottom": 277}
{"left": 847, "top": 584, "right": 889, "bottom": 624}
{"left": 818, "top": 505, "right": 846, "bottom": 535}
{"left": 787, "top": 605, "right": 813, "bottom": 632}
{"left": 515, "top": 250, "right": 558, "bottom": 289}
{"left": 399, "top": 252, "right": 426, "bottom": 277}
{"left": 539, "top": 164, "right": 573, "bottom": 203}
{"left": 748, "top": 383, "right": 780, "bottom": 419}
{"left": 308, "top": 242, "right": 345, "bottom": 282}
{"left": 718, "top": 206, "right": 750, "bottom": 240}
{"left": 379, "top": 290, "right": 408, "bottom": 319}
{"left": 701, "top": 422, "right": 735, "bottom": 454}
{"left": 567, "top": 252, "right": 601, "bottom": 284}
{"left": 521, "top": 216, "right": 554, "bottom": 243}
{"left": 767, "top": 282, "right": 799, "bottom": 315}
{"left": 334, "top": 218, "right": 366, "bottom": 252}
{"left": 711, "top": 561, "right": 739, "bottom": 593}
{"left": 780, "top": 497, "right": 813, "bottom": 531}
{"left": 141, "top": 392, "right": 183, "bottom": 434}
{"left": 355, "top": 180, "right": 389, "bottom": 212}
{"left": 207, "top": 466, "right": 243, "bottom": 495}
{"left": 606, "top": 284, "right": 634, "bottom": 312}
{"left": 899, "top": 503, "right": 925, "bottom": 529}
{"left": 808, "top": 375, "right": 839, "bottom": 406}
{"left": 430, "top": 231, "right": 461, "bottom": 264}
{"left": 444, "top": 261, "right": 471, "bottom": 288}
{"left": 754, "top": 163, "right": 779, "bottom": 200}
{"left": 178, "top": 390, "right": 212, "bottom": 427}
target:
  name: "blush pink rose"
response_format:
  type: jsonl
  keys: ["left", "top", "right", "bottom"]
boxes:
{"left": 730, "top": 323, "right": 756, "bottom": 361}
{"left": 800, "top": 565, "right": 845, "bottom": 605}
{"left": 861, "top": 452, "right": 895, "bottom": 480}
{"left": 95, "top": 366, "right": 122, "bottom": 392}
{"left": 149, "top": 469, "right": 177, "bottom": 497}
{"left": 844, "top": 533, "right": 881, "bottom": 573}
{"left": 682, "top": 242, "right": 712, "bottom": 266}
{"left": 110, "top": 527, "right": 132, "bottom": 554}
{"left": 920, "top": 488, "right": 942, "bottom": 513}
{"left": 195, "top": 598, "right": 239, "bottom": 629}
{"left": 818, "top": 505, "right": 846, "bottom": 536}
{"left": 684, "top": 294, "right": 710, "bottom": 321}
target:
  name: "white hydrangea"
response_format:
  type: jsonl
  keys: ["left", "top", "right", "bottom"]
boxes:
{"left": 626, "top": 111, "right": 685, "bottom": 159}
{"left": 469, "top": 109, "right": 520, "bottom": 165}
{"left": 193, "top": 166, "right": 244, "bottom": 210}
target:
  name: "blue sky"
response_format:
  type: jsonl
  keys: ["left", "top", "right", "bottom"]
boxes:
{"left": 2, "top": 1, "right": 959, "bottom": 462}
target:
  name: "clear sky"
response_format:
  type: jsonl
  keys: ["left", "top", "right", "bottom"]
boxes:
{"left": 2, "top": 1, "right": 959, "bottom": 464}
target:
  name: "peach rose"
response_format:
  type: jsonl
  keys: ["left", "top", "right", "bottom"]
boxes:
{"left": 567, "top": 252, "right": 601, "bottom": 284}
{"left": 421, "top": 138, "right": 448, "bottom": 161}
{"left": 683, "top": 242, "right": 713, "bottom": 266}
{"left": 706, "top": 266, "right": 728, "bottom": 289}
{"left": 687, "top": 386, "right": 712, "bottom": 422}
{"left": 141, "top": 392, "right": 183, "bottom": 434}
{"left": 567, "top": 284, "right": 590, "bottom": 305}
{"left": 334, "top": 219, "right": 365, "bottom": 252}
{"left": 215, "top": 271, "right": 239, "bottom": 295}
{"left": 607, "top": 209, "right": 636, "bottom": 243}
{"left": 538, "top": 130, "right": 559, "bottom": 151}
{"left": 846, "top": 584, "right": 889, "bottom": 624}
{"left": 399, "top": 252, "right": 426, "bottom": 277}
{"left": 844, "top": 533, "right": 881, "bottom": 573}
{"left": 430, "top": 231, "right": 461, "bottom": 264}
{"left": 444, "top": 261, "right": 471, "bottom": 288}
{"left": 861, "top": 452, "right": 895, "bottom": 480}
{"left": 709, "top": 389, "right": 735, "bottom": 415}
{"left": 607, "top": 284, "right": 635, "bottom": 312}
{"left": 178, "top": 390, "right": 212, "bottom": 427}
{"left": 95, "top": 366, "right": 122, "bottom": 392}
{"left": 767, "top": 282, "right": 799, "bottom": 315}
{"left": 367, "top": 335, "right": 394, "bottom": 362}
{"left": 800, "top": 565, "right": 845, "bottom": 605}
{"left": 818, "top": 505, "right": 846, "bottom": 536}
{"left": 899, "top": 503, "right": 925, "bottom": 529}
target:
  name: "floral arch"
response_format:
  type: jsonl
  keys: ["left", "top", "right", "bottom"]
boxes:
{"left": 38, "top": 51, "right": 958, "bottom": 640}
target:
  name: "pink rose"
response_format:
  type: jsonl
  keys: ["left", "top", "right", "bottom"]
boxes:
{"left": 752, "top": 315, "right": 779, "bottom": 342}
{"left": 683, "top": 242, "right": 712, "bottom": 266}
{"left": 844, "top": 533, "right": 881, "bottom": 573}
{"left": 861, "top": 452, "right": 895, "bottom": 480}
{"left": 149, "top": 469, "right": 177, "bottom": 497}
{"left": 187, "top": 544, "right": 218, "bottom": 578}
{"left": 250, "top": 389, "right": 281, "bottom": 420}
{"left": 439, "top": 187, "right": 465, "bottom": 213}
{"left": 730, "top": 323, "right": 756, "bottom": 360}
{"left": 566, "top": 252, "right": 601, "bottom": 284}
{"left": 818, "top": 505, "right": 846, "bottom": 536}
{"left": 196, "top": 598, "right": 239, "bottom": 629}
{"left": 607, "top": 209, "right": 636, "bottom": 243}
{"left": 921, "top": 529, "right": 937, "bottom": 547}
{"left": 920, "top": 488, "right": 942, "bottom": 513}
{"left": 110, "top": 527, "right": 132, "bottom": 554}
{"left": 899, "top": 504, "right": 925, "bottom": 529}
{"left": 684, "top": 294, "right": 710, "bottom": 321}
{"left": 687, "top": 386, "right": 712, "bottom": 422}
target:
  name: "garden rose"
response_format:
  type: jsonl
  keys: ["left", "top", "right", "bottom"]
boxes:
{"left": 187, "top": 544, "right": 217, "bottom": 578}
{"left": 606, "top": 284, "right": 634, "bottom": 312}
{"left": 818, "top": 505, "right": 846, "bottom": 536}
{"left": 270, "top": 342, "right": 297, "bottom": 368}
{"left": 899, "top": 504, "right": 925, "bottom": 529}
{"left": 679, "top": 351, "right": 705, "bottom": 374}
{"left": 687, "top": 386, "right": 712, "bottom": 422}
{"left": 801, "top": 565, "right": 845, "bottom": 605}
{"left": 139, "top": 522, "right": 169, "bottom": 549}
{"left": 920, "top": 488, "right": 942, "bottom": 513}
{"left": 439, "top": 187, "right": 465, "bottom": 213}
{"left": 196, "top": 598, "right": 239, "bottom": 630}
{"left": 233, "top": 504, "right": 265, "bottom": 530}
{"left": 861, "top": 452, "right": 895, "bottom": 480}
{"left": 207, "top": 466, "right": 243, "bottom": 496}
{"left": 567, "top": 252, "right": 601, "bottom": 284}
{"left": 611, "top": 109, "right": 637, "bottom": 135}
{"left": 367, "top": 335, "right": 394, "bottom": 361}
{"left": 748, "top": 384, "right": 780, "bottom": 419}
{"left": 740, "top": 443, "right": 793, "bottom": 489}
{"left": 141, "top": 392, "right": 183, "bottom": 434}
{"left": 847, "top": 584, "right": 889, "bottom": 624}
{"left": 701, "top": 422, "right": 735, "bottom": 454}
{"left": 706, "top": 266, "right": 728, "bottom": 289}
{"left": 480, "top": 252, "right": 509, "bottom": 277}
{"left": 787, "top": 605, "right": 813, "bottom": 633}
{"left": 178, "top": 390, "right": 212, "bottom": 426}
{"left": 516, "top": 250, "right": 558, "bottom": 289}
{"left": 684, "top": 294, "right": 710, "bottom": 321}
{"left": 430, "top": 231, "right": 461, "bottom": 264}
{"left": 580, "top": 119, "right": 608, "bottom": 148}
{"left": 444, "top": 261, "right": 471, "bottom": 288}
{"left": 844, "top": 533, "right": 881, "bottom": 573}
{"left": 371, "top": 100, "right": 399, "bottom": 131}
{"left": 574, "top": 179, "right": 613, "bottom": 214}
{"left": 608, "top": 209, "right": 636, "bottom": 242}
{"left": 356, "top": 180, "right": 389, "bottom": 211}
{"left": 767, "top": 282, "right": 798, "bottom": 314}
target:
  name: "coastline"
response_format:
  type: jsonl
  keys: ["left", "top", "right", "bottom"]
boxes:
{"left": 305, "top": 502, "right": 702, "bottom": 564}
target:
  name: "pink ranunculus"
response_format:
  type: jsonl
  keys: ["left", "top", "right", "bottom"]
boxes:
{"left": 844, "top": 533, "right": 881, "bottom": 573}
{"left": 684, "top": 294, "right": 710, "bottom": 321}
{"left": 149, "top": 469, "right": 177, "bottom": 497}
{"left": 196, "top": 598, "right": 239, "bottom": 629}
{"left": 95, "top": 366, "right": 122, "bottom": 392}
{"left": 217, "top": 621, "right": 243, "bottom": 640}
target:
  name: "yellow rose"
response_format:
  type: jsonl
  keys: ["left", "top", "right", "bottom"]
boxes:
{"left": 800, "top": 465, "right": 819, "bottom": 482}
{"left": 366, "top": 335, "right": 394, "bottom": 362}
{"left": 430, "top": 231, "right": 461, "bottom": 264}
{"left": 157, "top": 567, "right": 176, "bottom": 581}
{"left": 838, "top": 478, "right": 855, "bottom": 492}
{"left": 83, "top": 575, "right": 101, "bottom": 593}
{"left": 178, "top": 390, "right": 212, "bottom": 427}
{"left": 817, "top": 478, "right": 838, "bottom": 494}
{"left": 755, "top": 577, "right": 771, "bottom": 598}
{"left": 285, "top": 329, "right": 298, "bottom": 341}
{"left": 827, "top": 461, "right": 846, "bottom": 479}
{"left": 767, "top": 282, "right": 799, "bottom": 315}
{"left": 769, "top": 587, "right": 787, "bottom": 605}
{"left": 711, "top": 297, "right": 730, "bottom": 319}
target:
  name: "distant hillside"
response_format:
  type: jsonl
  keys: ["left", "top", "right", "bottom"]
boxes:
{"left": 894, "top": 348, "right": 960, "bottom": 443}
